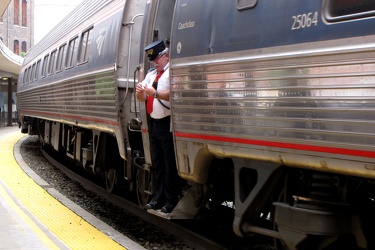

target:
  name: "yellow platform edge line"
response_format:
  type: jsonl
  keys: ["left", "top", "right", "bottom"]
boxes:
{"left": 0, "top": 180, "right": 60, "bottom": 249}
{"left": 0, "top": 130, "right": 126, "bottom": 249}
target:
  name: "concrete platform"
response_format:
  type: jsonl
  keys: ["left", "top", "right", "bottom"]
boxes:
{"left": 0, "top": 126, "right": 145, "bottom": 250}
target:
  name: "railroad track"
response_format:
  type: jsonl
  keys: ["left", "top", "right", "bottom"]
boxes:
{"left": 41, "top": 147, "right": 229, "bottom": 250}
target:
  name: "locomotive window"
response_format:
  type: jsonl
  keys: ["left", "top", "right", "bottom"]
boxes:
{"left": 41, "top": 54, "right": 49, "bottom": 78}
{"left": 237, "top": 0, "right": 257, "bottom": 10}
{"left": 56, "top": 44, "right": 66, "bottom": 72}
{"left": 66, "top": 36, "right": 78, "bottom": 69}
{"left": 77, "top": 27, "right": 93, "bottom": 65}
{"left": 48, "top": 49, "right": 57, "bottom": 75}
{"left": 324, "top": 0, "right": 375, "bottom": 22}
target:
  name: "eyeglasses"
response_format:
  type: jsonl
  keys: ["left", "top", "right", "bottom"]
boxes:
{"left": 152, "top": 53, "right": 166, "bottom": 62}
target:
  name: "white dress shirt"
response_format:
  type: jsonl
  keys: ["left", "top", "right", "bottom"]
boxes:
{"left": 141, "top": 63, "right": 171, "bottom": 119}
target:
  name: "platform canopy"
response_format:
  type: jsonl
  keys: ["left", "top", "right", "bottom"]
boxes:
{"left": 0, "top": 40, "right": 23, "bottom": 78}
{"left": 1, "top": 0, "right": 23, "bottom": 78}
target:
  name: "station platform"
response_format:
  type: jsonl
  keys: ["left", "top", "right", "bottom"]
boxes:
{"left": 0, "top": 126, "right": 145, "bottom": 250}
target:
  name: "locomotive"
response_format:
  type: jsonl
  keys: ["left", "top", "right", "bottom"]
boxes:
{"left": 17, "top": 0, "right": 375, "bottom": 249}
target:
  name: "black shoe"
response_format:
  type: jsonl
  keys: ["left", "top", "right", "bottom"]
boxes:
{"left": 145, "top": 199, "right": 163, "bottom": 210}
{"left": 160, "top": 200, "right": 178, "bottom": 213}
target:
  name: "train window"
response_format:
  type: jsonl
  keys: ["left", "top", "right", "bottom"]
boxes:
{"left": 34, "top": 59, "right": 41, "bottom": 81}
{"left": 28, "top": 68, "right": 32, "bottom": 83}
{"left": 23, "top": 68, "right": 28, "bottom": 85}
{"left": 27, "top": 68, "right": 31, "bottom": 84}
{"left": 56, "top": 44, "right": 66, "bottom": 72}
{"left": 41, "top": 54, "right": 49, "bottom": 78}
{"left": 29, "top": 66, "right": 33, "bottom": 83}
{"left": 25, "top": 67, "right": 30, "bottom": 84}
{"left": 48, "top": 49, "right": 57, "bottom": 75}
{"left": 237, "top": 0, "right": 257, "bottom": 10}
{"left": 30, "top": 64, "right": 35, "bottom": 83}
{"left": 66, "top": 36, "right": 78, "bottom": 69}
{"left": 77, "top": 27, "right": 93, "bottom": 65}
{"left": 30, "top": 68, "right": 33, "bottom": 83}
{"left": 28, "top": 66, "right": 32, "bottom": 83}
{"left": 324, "top": 0, "right": 375, "bottom": 22}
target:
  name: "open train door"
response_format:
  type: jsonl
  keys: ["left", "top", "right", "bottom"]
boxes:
{"left": 135, "top": 0, "right": 176, "bottom": 208}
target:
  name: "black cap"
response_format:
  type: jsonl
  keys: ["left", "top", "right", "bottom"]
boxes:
{"left": 144, "top": 40, "right": 166, "bottom": 61}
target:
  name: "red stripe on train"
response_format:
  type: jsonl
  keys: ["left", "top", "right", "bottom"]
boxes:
{"left": 174, "top": 132, "right": 375, "bottom": 159}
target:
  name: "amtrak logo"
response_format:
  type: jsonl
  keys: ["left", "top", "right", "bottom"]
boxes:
{"left": 96, "top": 29, "right": 106, "bottom": 56}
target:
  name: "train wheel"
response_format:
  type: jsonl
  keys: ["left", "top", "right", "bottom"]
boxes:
{"left": 136, "top": 167, "right": 151, "bottom": 208}
{"left": 105, "top": 167, "right": 117, "bottom": 193}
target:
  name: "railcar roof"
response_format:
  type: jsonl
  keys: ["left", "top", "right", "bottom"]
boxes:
{"left": 24, "top": 0, "right": 113, "bottom": 66}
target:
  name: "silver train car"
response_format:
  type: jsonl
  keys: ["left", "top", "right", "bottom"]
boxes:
{"left": 18, "top": 0, "right": 375, "bottom": 249}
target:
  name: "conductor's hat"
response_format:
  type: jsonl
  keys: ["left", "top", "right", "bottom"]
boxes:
{"left": 144, "top": 40, "right": 166, "bottom": 61}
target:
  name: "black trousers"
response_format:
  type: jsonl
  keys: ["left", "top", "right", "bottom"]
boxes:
{"left": 151, "top": 116, "right": 179, "bottom": 202}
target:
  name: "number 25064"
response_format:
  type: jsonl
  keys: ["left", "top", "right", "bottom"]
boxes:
{"left": 291, "top": 12, "right": 318, "bottom": 30}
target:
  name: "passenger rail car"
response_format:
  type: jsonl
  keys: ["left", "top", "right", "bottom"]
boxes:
{"left": 18, "top": 0, "right": 375, "bottom": 249}
{"left": 18, "top": 0, "right": 146, "bottom": 191}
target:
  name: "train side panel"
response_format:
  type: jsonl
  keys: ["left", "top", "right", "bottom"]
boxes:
{"left": 171, "top": 0, "right": 375, "bottom": 182}
{"left": 17, "top": 0, "right": 147, "bottom": 160}
{"left": 18, "top": 0, "right": 124, "bottom": 129}
{"left": 170, "top": 1, "right": 375, "bottom": 248}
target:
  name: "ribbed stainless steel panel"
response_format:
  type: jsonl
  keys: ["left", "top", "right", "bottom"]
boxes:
{"left": 171, "top": 39, "right": 375, "bottom": 180}
{"left": 18, "top": 71, "right": 118, "bottom": 130}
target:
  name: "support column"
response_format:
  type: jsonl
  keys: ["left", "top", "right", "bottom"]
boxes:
{"left": 7, "top": 77, "right": 12, "bottom": 126}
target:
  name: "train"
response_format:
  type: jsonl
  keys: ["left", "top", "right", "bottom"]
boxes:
{"left": 17, "top": 0, "right": 375, "bottom": 249}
